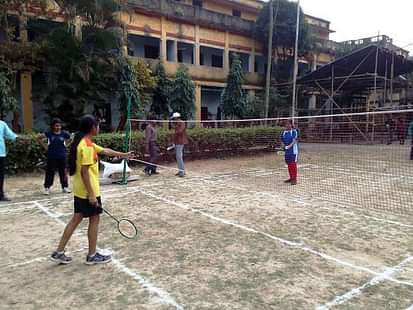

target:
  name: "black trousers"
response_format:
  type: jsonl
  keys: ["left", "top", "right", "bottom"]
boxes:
{"left": 411, "top": 138, "right": 413, "bottom": 160}
{"left": 0, "top": 157, "right": 5, "bottom": 197}
{"left": 145, "top": 141, "right": 159, "bottom": 173}
{"left": 45, "top": 158, "right": 68, "bottom": 189}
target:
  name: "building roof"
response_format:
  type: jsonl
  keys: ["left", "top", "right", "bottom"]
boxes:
{"left": 297, "top": 45, "right": 413, "bottom": 92}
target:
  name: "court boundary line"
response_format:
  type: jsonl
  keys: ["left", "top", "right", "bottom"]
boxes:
{"left": 33, "top": 202, "right": 184, "bottom": 310}
{"left": 316, "top": 255, "right": 413, "bottom": 310}
{"left": 0, "top": 248, "right": 88, "bottom": 270}
{"left": 133, "top": 187, "right": 413, "bottom": 287}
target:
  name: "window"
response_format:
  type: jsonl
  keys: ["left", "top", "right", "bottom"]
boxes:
{"left": 232, "top": 9, "right": 241, "bottom": 17}
{"left": 193, "top": 0, "right": 202, "bottom": 7}
{"left": 211, "top": 54, "right": 223, "bottom": 68}
{"left": 144, "top": 45, "right": 159, "bottom": 59}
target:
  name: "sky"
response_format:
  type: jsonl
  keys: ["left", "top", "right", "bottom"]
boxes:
{"left": 265, "top": 0, "right": 413, "bottom": 54}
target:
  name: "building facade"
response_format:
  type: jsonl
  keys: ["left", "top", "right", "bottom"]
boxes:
{"left": 4, "top": 0, "right": 335, "bottom": 130}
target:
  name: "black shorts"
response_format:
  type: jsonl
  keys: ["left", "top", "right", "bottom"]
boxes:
{"left": 74, "top": 196, "right": 103, "bottom": 218}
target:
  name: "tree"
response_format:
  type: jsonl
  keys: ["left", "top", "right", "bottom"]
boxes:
{"left": 169, "top": 66, "right": 195, "bottom": 120}
{"left": 117, "top": 58, "right": 156, "bottom": 130}
{"left": 0, "top": 69, "right": 17, "bottom": 117}
{"left": 151, "top": 62, "right": 171, "bottom": 119}
{"left": 256, "top": 0, "right": 313, "bottom": 84}
{"left": 256, "top": 0, "right": 311, "bottom": 60}
{"left": 221, "top": 54, "right": 246, "bottom": 119}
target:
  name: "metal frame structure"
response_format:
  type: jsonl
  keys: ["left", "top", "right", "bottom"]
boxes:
{"left": 294, "top": 45, "right": 413, "bottom": 142}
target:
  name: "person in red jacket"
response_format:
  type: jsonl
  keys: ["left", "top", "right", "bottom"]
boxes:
{"left": 396, "top": 117, "right": 407, "bottom": 145}
{"left": 171, "top": 112, "right": 188, "bottom": 177}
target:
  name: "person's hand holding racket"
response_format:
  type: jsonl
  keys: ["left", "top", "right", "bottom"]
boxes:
{"left": 89, "top": 195, "right": 99, "bottom": 208}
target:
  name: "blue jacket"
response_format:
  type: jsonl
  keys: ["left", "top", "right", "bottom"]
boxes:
{"left": 0, "top": 121, "right": 17, "bottom": 157}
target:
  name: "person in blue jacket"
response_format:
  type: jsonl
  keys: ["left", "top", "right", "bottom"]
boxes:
{"left": 0, "top": 119, "right": 18, "bottom": 201}
{"left": 281, "top": 120, "right": 299, "bottom": 185}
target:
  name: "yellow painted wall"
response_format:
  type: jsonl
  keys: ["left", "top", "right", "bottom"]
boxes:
{"left": 242, "top": 11, "right": 257, "bottom": 22}
{"left": 199, "top": 27, "right": 225, "bottom": 45}
{"left": 125, "top": 13, "right": 161, "bottom": 35}
{"left": 203, "top": 0, "right": 233, "bottom": 15}
{"left": 228, "top": 33, "right": 255, "bottom": 50}
{"left": 165, "top": 20, "right": 195, "bottom": 39}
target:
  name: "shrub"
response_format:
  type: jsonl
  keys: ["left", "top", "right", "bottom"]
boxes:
{"left": 4, "top": 126, "right": 282, "bottom": 173}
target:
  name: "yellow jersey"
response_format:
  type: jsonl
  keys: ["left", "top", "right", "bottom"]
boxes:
{"left": 73, "top": 137, "right": 104, "bottom": 199}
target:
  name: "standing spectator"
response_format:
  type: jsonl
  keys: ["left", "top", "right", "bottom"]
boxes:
{"left": 38, "top": 118, "right": 72, "bottom": 195}
{"left": 396, "top": 117, "right": 407, "bottom": 145}
{"left": 144, "top": 118, "right": 159, "bottom": 176}
{"left": 408, "top": 119, "right": 413, "bottom": 160}
{"left": 385, "top": 119, "right": 394, "bottom": 145}
{"left": 171, "top": 112, "right": 188, "bottom": 177}
{"left": 281, "top": 120, "right": 299, "bottom": 186}
{"left": 0, "top": 118, "right": 18, "bottom": 201}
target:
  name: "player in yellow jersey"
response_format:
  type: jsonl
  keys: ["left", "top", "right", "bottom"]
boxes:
{"left": 50, "top": 115, "right": 132, "bottom": 265}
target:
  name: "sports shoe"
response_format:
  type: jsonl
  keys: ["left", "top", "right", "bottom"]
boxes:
{"left": 0, "top": 196, "right": 11, "bottom": 202}
{"left": 50, "top": 251, "right": 72, "bottom": 265}
{"left": 284, "top": 179, "right": 292, "bottom": 183}
{"left": 291, "top": 180, "right": 297, "bottom": 186}
{"left": 62, "top": 187, "right": 72, "bottom": 194}
{"left": 85, "top": 252, "right": 112, "bottom": 265}
{"left": 43, "top": 188, "right": 50, "bottom": 195}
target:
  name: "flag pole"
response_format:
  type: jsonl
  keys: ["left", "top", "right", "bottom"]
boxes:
{"left": 291, "top": 0, "right": 301, "bottom": 122}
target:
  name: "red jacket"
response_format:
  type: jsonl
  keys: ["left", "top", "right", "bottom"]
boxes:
{"left": 174, "top": 120, "right": 188, "bottom": 145}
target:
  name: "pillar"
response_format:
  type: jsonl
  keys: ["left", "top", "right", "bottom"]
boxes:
{"left": 19, "top": 15, "right": 33, "bottom": 132}
{"left": 173, "top": 40, "right": 178, "bottom": 63}
{"left": 249, "top": 46, "right": 256, "bottom": 73}
{"left": 309, "top": 53, "right": 318, "bottom": 113}
{"left": 195, "top": 25, "right": 200, "bottom": 66}
{"left": 20, "top": 71, "right": 33, "bottom": 132}
{"left": 224, "top": 31, "right": 230, "bottom": 72}
{"left": 195, "top": 83, "right": 202, "bottom": 125}
{"left": 160, "top": 16, "right": 167, "bottom": 61}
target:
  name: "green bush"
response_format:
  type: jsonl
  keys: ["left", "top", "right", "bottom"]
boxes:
{"left": 4, "top": 126, "right": 282, "bottom": 173}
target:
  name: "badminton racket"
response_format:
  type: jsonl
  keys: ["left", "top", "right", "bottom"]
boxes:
{"left": 102, "top": 207, "right": 138, "bottom": 239}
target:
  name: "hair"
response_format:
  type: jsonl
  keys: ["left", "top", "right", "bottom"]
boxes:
{"left": 68, "top": 115, "right": 98, "bottom": 176}
{"left": 50, "top": 118, "right": 62, "bottom": 130}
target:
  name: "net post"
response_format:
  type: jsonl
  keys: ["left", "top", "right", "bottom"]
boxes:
{"left": 121, "top": 96, "right": 132, "bottom": 185}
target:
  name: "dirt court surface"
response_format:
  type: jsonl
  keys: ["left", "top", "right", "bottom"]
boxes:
{"left": 1, "top": 143, "right": 412, "bottom": 310}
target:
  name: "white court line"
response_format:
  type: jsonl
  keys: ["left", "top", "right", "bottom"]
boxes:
{"left": 316, "top": 256, "right": 413, "bottom": 310}
{"left": 33, "top": 201, "right": 183, "bottom": 309}
{"left": 133, "top": 187, "right": 413, "bottom": 288}
{"left": 0, "top": 205, "right": 38, "bottom": 214}
{"left": 0, "top": 186, "right": 132, "bottom": 208}
{"left": 112, "top": 260, "right": 184, "bottom": 310}
{"left": 0, "top": 248, "right": 88, "bottom": 270}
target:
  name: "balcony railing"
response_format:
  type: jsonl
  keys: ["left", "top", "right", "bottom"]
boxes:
{"left": 128, "top": 0, "right": 255, "bottom": 34}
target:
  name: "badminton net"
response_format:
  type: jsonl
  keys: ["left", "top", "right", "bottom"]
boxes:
{"left": 128, "top": 109, "right": 413, "bottom": 216}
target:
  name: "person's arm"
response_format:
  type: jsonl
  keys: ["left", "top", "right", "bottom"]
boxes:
{"left": 3, "top": 123, "right": 17, "bottom": 142}
{"left": 64, "top": 132, "right": 73, "bottom": 147}
{"left": 409, "top": 122, "right": 413, "bottom": 136}
{"left": 99, "top": 148, "right": 132, "bottom": 158}
{"left": 37, "top": 133, "right": 48, "bottom": 151}
{"left": 81, "top": 164, "right": 98, "bottom": 206}
{"left": 286, "top": 131, "right": 298, "bottom": 150}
